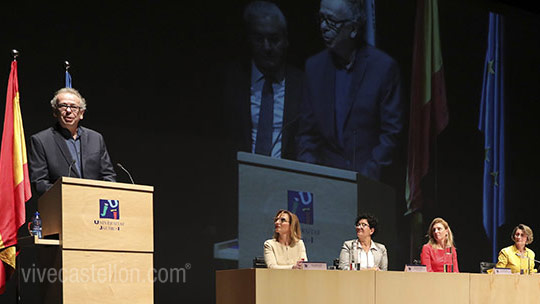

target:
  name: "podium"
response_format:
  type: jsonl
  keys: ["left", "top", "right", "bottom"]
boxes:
{"left": 237, "top": 152, "right": 397, "bottom": 269}
{"left": 36, "top": 177, "right": 154, "bottom": 304}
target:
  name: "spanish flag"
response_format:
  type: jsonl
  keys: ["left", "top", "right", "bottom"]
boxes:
{"left": 0, "top": 59, "right": 31, "bottom": 294}
{"left": 405, "top": 0, "right": 449, "bottom": 213}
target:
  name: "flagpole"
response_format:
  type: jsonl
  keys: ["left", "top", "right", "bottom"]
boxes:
{"left": 434, "top": 138, "right": 439, "bottom": 209}
{"left": 64, "top": 60, "right": 72, "bottom": 88}
{"left": 11, "top": 49, "right": 19, "bottom": 61}
{"left": 16, "top": 253, "right": 20, "bottom": 304}
{"left": 12, "top": 48, "right": 21, "bottom": 304}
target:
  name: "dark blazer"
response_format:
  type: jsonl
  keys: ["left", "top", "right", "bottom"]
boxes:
{"left": 29, "top": 124, "right": 116, "bottom": 196}
{"left": 223, "top": 61, "right": 303, "bottom": 160}
{"left": 297, "top": 46, "right": 402, "bottom": 180}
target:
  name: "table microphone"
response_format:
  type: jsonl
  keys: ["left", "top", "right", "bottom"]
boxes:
{"left": 117, "top": 163, "right": 135, "bottom": 184}
{"left": 515, "top": 252, "right": 540, "bottom": 263}
{"left": 516, "top": 252, "right": 540, "bottom": 274}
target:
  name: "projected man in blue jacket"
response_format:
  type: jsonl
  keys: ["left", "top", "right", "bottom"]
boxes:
{"left": 297, "top": 0, "right": 402, "bottom": 180}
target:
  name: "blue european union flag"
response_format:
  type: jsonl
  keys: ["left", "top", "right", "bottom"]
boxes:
{"left": 364, "top": 0, "right": 376, "bottom": 46}
{"left": 479, "top": 13, "right": 505, "bottom": 262}
{"left": 65, "top": 70, "right": 72, "bottom": 88}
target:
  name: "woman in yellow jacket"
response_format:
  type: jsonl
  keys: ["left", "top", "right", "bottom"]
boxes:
{"left": 496, "top": 224, "right": 536, "bottom": 274}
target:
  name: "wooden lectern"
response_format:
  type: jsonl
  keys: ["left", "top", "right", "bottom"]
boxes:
{"left": 37, "top": 177, "right": 154, "bottom": 304}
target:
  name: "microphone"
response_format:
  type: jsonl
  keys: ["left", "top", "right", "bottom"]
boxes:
{"left": 269, "top": 115, "right": 300, "bottom": 156}
{"left": 515, "top": 252, "right": 540, "bottom": 274}
{"left": 117, "top": 163, "right": 135, "bottom": 184}
{"left": 515, "top": 252, "right": 540, "bottom": 263}
{"left": 450, "top": 247, "right": 454, "bottom": 272}
{"left": 67, "top": 159, "right": 76, "bottom": 177}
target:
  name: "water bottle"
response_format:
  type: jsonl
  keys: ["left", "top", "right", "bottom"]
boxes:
{"left": 30, "top": 211, "right": 42, "bottom": 239}
{"left": 444, "top": 247, "right": 453, "bottom": 273}
{"left": 350, "top": 241, "right": 359, "bottom": 270}
{"left": 349, "top": 244, "right": 353, "bottom": 270}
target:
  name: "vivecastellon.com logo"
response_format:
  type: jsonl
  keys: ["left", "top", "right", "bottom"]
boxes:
{"left": 19, "top": 263, "right": 191, "bottom": 284}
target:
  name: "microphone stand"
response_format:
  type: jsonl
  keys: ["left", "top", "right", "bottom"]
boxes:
{"left": 117, "top": 163, "right": 135, "bottom": 184}
{"left": 269, "top": 116, "right": 300, "bottom": 156}
{"left": 450, "top": 247, "right": 454, "bottom": 272}
{"left": 516, "top": 252, "right": 540, "bottom": 274}
{"left": 67, "top": 159, "right": 76, "bottom": 177}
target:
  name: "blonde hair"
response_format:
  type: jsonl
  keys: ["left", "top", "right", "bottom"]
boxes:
{"left": 512, "top": 224, "right": 534, "bottom": 245}
{"left": 427, "top": 217, "right": 455, "bottom": 248}
{"left": 272, "top": 209, "right": 302, "bottom": 246}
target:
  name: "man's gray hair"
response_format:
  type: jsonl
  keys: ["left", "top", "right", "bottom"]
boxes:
{"left": 50, "top": 87, "right": 87, "bottom": 111}
{"left": 243, "top": 1, "right": 287, "bottom": 33}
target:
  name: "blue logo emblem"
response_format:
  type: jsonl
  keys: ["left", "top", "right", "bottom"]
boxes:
{"left": 100, "top": 199, "right": 120, "bottom": 219}
{"left": 288, "top": 191, "right": 313, "bottom": 225}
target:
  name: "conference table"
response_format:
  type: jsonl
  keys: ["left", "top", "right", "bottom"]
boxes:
{"left": 216, "top": 268, "right": 540, "bottom": 304}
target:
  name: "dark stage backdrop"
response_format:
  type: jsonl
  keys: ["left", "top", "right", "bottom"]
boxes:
{"left": 1, "top": 0, "right": 540, "bottom": 303}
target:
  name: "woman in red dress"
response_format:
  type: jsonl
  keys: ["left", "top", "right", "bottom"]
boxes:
{"left": 421, "top": 218, "right": 459, "bottom": 272}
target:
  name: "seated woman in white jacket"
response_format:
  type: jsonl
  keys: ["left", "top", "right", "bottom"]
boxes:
{"left": 264, "top": 209, "right": 308, "bottom": 269}
{"left": 339, "top": 213, "right": 388, "bottom": 270}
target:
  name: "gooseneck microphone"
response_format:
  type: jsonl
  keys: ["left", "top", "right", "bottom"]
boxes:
{"left": 516, "top": 252, "right": 540, "bottom": 274}
{"left": 515, "top": 252, "right": 540, "bottom": 263}
{"left": 67, "top": 159, "right": 76, "bottom": 177}
{"left": 269, "top": 115, "right": 300, "bottom": 155}
{"left": 117, "top": 163, "right": 135, "bottom": 184}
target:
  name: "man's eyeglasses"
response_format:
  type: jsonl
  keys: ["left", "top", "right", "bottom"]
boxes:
{"left": 318, "top": 14, "right": 349, "bottom": 31}
{"left": 57, "top": 103, "right": 82, "bottom": 113}
{"left": 356, "top": 222, "right": 370, "bottom": 228}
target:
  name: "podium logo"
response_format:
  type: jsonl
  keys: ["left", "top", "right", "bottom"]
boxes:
{"left": 100, "top": 199, "right": 120, "bottom": 220}
{"left": 287, "top": 191, "right": 313, "bottom": 225}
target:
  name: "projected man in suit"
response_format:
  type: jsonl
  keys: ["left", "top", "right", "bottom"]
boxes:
{"left": 297, "top": 0, "right": 402, "bottom": 180}
{"left": 223, "top": 1, "right": 303, "bottom": 159}
{"left": 29, "top": 88, "right": 116, "bottom": 196}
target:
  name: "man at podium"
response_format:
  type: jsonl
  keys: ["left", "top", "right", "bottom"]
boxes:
{"left": 29, "top": 88, "right": 116, "bottom": 196}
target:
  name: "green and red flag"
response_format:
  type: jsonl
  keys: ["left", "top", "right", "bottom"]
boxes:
{"left": 405, "top": 0, "right": 449, "bottom": 213}
{"left": 0, "top": 59, "right": 31, "bottom": 294}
